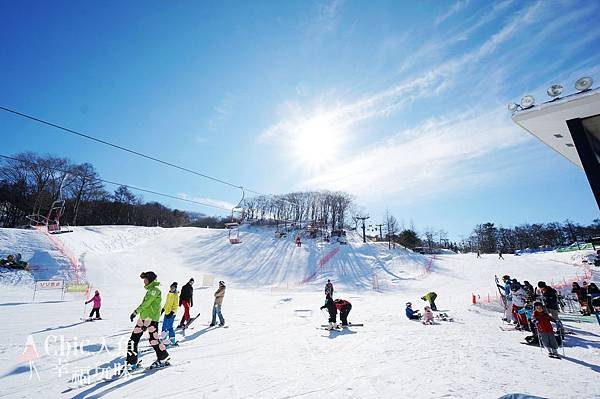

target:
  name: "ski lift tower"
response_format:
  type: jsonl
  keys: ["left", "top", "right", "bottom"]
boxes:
{"left": 510, "top": 77, "right": 600, "bottom": 210}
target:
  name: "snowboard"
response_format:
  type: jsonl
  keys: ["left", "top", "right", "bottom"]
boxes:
{"left": 178, "top": 312, "right": 201, "bottom": 330}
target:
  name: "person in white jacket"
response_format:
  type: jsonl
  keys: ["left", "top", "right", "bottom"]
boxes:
{"left": 510, "top": 286, "right": 529, "bottom": 330}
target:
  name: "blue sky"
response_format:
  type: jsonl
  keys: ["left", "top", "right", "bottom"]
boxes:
{"left": 1, "top": 0, "right": 599, "bottom": 240}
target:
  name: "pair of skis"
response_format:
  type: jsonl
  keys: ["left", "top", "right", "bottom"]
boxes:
{"left": 319, "top": 322, "right": 363, "bottom": 330}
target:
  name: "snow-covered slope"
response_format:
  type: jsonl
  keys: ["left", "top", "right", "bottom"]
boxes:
{"left": 0, "top": 226, "right": 598, "bottom": 399}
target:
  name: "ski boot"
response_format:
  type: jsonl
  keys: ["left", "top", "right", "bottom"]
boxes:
{"left": 149, "top": 357, "right": 170, "bottom": 369}
{"left": 170, "top": 337, "right": 179, "bottom": 346}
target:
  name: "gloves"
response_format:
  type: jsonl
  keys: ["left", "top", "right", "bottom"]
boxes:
{"left": 130, "top": 312, "right": 137, "bottom": 322}
{"left": 320, "top": 306, "right": 325, "bottom": 310}
{"left": 167, "top": 312, "right": 174, "bottom": 318}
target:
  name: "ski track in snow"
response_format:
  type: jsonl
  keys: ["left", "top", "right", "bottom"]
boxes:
{"left": 0, "top": 225, "right": 598, "bottom": 398}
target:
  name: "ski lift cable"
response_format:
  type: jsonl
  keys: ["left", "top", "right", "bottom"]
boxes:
{"left": 0, "top": 106, "right": 263, "bottom": 195}
{"left": 0, "top": 154, "right": 232, "bottom": 212}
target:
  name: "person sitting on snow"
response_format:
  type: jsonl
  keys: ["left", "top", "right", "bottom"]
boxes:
{"left": 421, "top": 292, "right": 438, "bottom": 311}
{"left": 405, "top": 302, "right": 421, "bottom": 320}
{"left": 320, "top": 294, "right": 337, "bottom": 329}
{"left": 422, "top": 306, "right": 434, "bottom": 325}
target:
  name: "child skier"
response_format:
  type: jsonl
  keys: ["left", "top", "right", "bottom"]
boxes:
{"left": 421, "top": 292, "right": 438, "bottom": 311}
{"left": 532, "top": 302, "right": 560, "bottom": 359}
{"left": 334, "top": 298, "right": 352, "bottom": 326}
{"left": 295, "top": 235, "right": 302, "bottom": 247}
{"left": 405, "top": 302, "right": 421, "bottom": 320}
{"left": 126, "top": 271, "right": 169, "bottom": 370}
{"left": 161, "top": 282, "right": 179, "bottom": 346}
{"left": 320, "top": 294, "right": 337, "bottom": 329}
{"left": 422, "top": 306, "right": 434, "bottom": 325}
{"left": 85, "top": 290, "right": 102, "bottom": 320}
{"left": 210, "top": 281, "right": 226, "bottom": 327}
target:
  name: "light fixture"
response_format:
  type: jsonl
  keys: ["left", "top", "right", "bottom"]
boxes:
{"left": 546, "top": 84, "right": 563, "bottom": 97}
{"left": 508, "top": 103, "right": 519, "bottom": 112}
{"left": 575, "top": 76, "right": 593, "bottom": 91}
{"left": 520, "top": 95, "right": 535, "bottom": 109}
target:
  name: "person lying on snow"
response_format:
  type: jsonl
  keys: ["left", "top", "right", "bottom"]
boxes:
{"left": 405, "top": 302, "right": 421, "bottom": 320}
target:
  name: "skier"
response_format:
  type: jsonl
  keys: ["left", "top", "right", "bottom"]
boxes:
{"left": 421, "top": 292, "right": 438, "bottom": 311}
{"left": 320, "top": 294, "right": 337, "bottom": 329}
{"left": 405, "top": 302, "right": 421, "bottom": 320}
{"left": 519, "top": 304, "right": 538, "bottom": 345}
{"left": 422, "top": 306, "right": 434, "bottom": 325}
{"left": 210, "top": 281, "right": 226, "bottom": 327}
{"left": 522, "top": 281, "right": 535, "bottom": 302}
{"left": 571, "top": 282, "right": 588, "bottom": 315}
{"left": 325, "top": 279, "right": 334, "bottom": 298}
{"left": 498, "top": 250, "right": 504, "bottom": 260}
{"left": 85, "top": 290, "right": 102, "bottom": 320}
{"left": 126, "top": 271, "right": 169, "bottom": 370}
{"left": 161, "top": 282, "right": 179, "bottom": 346}
{"left": 510, "top": 285, "right": 529, "bottom": 330}
{"left": 177, "top": 278, "right": 194, "bottom": 329}
{"left": 537, "top": 281, "right": 560, "bottom": 320}
{"left": 295, "top": 235, "right": 302, "bottom": 247}
{"left": 334, "top": 298, "right": 352, "bottom": 326}
{"left": 532, "top": 301, "right": 560, "bottom": 358}
{"left": 497, "top": 275, "right": 514, "bottom": 323}
{"left": 476, "top": 250, "right": 481, "bottom": 258}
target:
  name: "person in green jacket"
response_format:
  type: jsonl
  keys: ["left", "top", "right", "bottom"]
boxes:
{"left": 126, "top": 271, "right": 169, "bottom": 370}
{"left": 421, "top": 292, "right": 438, "bottom": 311}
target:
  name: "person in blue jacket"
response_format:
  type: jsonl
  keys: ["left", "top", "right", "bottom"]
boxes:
{"left": 405, "top": 302, "right": 421, "bottom": 320}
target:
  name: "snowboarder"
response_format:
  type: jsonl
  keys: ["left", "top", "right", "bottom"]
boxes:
{"left": 421, "top": 292, "right": 438, "bottom": 311}
{"left": 177, "top": 278, "right": 194, "bottom": 329}
{"left": 210, "top": 281, "right": 226, "bottom": 327}
{"left": 126, "top": 271, "right": 169, "bottom": 370}
{"left": 498, "top": 250, "right": 504, "bottom": 260}
{"left": 532, "top": 302, "right": 560, "bottom": 358}
{"left": 334, "top": 298, "right": 352, "bottom": 326}
{"left": 320, "top": 294, "right": 337, "bottom": 329}
{"left": 325, "top": 279, "right": 334, "bottom": 298}
{"left": 85, "top": 290, "right": 102, "bottom": 320}
{"left": 161, "top": 282, "right": 179, "bottom": 346}
{"left": 476, "top": 250, "right": 481, "bottom": 258}
{"left": 295, "top": 235, "right": 302, "bottom": 247}
{"left": 422, "top": 306, "right": 434, "bottom": 325}
{"left": 405, "top": 302, "right": 421, "bottom": 320}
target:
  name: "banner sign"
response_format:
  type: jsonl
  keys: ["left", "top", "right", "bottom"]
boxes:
{"left": 35, "top": 280, "right": 64, "bottom": 290}
{"left": 65, "top": 283, "right": 90, "bottom": 293}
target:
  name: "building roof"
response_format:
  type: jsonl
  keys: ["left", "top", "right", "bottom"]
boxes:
{"left": 511, "top": 87, "right": 600, "bottom": 169}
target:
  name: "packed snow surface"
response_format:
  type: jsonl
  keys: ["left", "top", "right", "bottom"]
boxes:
{"left": 0, "top": 226, "right": 598, "bottom": 399}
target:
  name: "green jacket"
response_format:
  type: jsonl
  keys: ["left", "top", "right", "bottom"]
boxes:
{"left": 136, "top": 281, "right": 162, "bottom": 321}
{"left": 422, "top": 292, "right": 437, "bottom": 301}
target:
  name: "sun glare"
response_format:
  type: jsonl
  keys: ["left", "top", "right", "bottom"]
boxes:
{"left": 293, "top": 115, "right": 342, "bottom": 169}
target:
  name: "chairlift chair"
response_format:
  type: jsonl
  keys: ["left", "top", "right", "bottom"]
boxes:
{"left": 225, "top": 222, "right": 241, "bottom": 244}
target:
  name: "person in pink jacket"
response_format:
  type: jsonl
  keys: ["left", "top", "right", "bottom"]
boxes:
{"left": 422, "top": 306, "right": 434, "bottom": 325}
{"left": 85, "top": 290, "right": 102, "bottom": 319}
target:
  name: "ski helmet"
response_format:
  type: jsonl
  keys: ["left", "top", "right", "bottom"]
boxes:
{"left": 406, "top": 302, "right": 412, "bottom": 307}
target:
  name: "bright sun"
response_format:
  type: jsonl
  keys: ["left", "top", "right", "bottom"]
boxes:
{"left": 293, "top": 115, "right": 342, "bottom": 169}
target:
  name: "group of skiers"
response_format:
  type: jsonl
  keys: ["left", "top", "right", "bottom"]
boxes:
{"left": 496, "top": 274, "right": 600, "bottom": 359}
{"left": 320, "top": 279, "right": 353, "bottom": 329}
{"left": 85, "top": 272, "right": 228, "bottom": 371}
{"left": 571, "top": 281, "right": 600, "bottom": 316}
{"left": 405, "top": 291, "right": 438, "bottom": 324}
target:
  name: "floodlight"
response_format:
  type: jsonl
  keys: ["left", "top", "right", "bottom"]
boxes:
{"left": 508, "top": 103, "right": 519, "bottom": 112}
{"left": 575, "top": 77, "right": 593, "bottom": 91}
{"left": 520, "top": 95, "right": 535, "bottom": 109}
{"left": 546, "top": 84, "right": 563, "bottom": 97}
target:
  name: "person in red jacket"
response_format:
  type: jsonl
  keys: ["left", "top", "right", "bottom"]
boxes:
{"left": 334, "top": 298, "right": 352, "bottom": 326}
{"left": 532, "top": 302, "right": 560, "bottom": 358}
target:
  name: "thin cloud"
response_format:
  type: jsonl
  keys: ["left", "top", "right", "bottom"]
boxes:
{"left": 178, "top": 193, "right": 235, "bottom": 210}
{"left": 435, "top": 0, "right": 469, "bottom": 26}
{"left": 207, "top": 93, "right": 238, "bottom": 130}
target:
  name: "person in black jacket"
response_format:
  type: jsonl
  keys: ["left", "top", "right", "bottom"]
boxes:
{"left": 177, "top": 278, "right": 194, "bottom": 328}
{"left": 537, "top": 281, "right": 560, "bottom": 320}
{"left": 320, "top": 294, "right": 337, "bottom": 329}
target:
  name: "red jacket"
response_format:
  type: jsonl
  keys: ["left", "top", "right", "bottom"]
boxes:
{"left": 532, "top": 310, "right": 554, "bottom": 333}
{"left": 334, "top": 299, "right": 351, "bottom": 311}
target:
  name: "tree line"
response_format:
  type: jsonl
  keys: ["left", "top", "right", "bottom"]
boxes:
{"left": 0, "top": 152, "right": 190, "bottom": 228}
